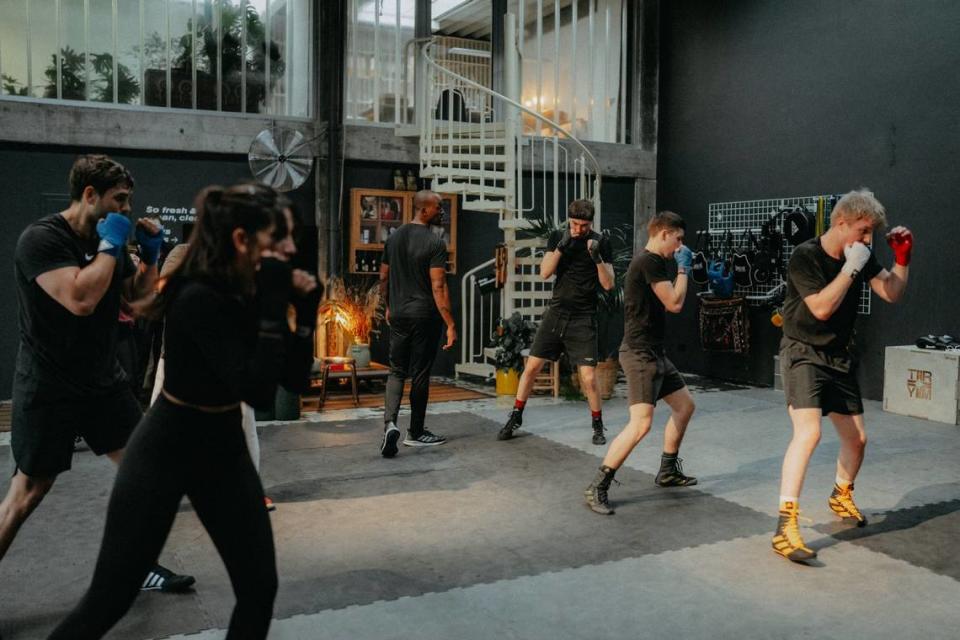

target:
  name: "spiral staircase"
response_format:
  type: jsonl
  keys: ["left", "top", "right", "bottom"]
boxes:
{"left": 407, "top": 15, "right": 603, "bottom": 379}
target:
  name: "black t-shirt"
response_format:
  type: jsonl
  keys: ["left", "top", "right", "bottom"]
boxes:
{"left": 13, "top": 213, "right": 135, "bottom": 397}
{"left": 163, "top": 279, "right": 310, "bottom": 409}
{"left": 546, "top": 229, "right": 613, "bottom": 316}
{"left": 782, "top": 237, "right": 883, "bottom": 350}
{"left": 622, "top": 249, "right": 671, "bottom": 350}
{"left": 382, "top": 223, "right": 447, "bottom": 320}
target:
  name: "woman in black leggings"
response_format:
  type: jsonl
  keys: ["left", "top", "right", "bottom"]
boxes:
{"left": 49, "top": 183, "right": 319, "bottom": 639}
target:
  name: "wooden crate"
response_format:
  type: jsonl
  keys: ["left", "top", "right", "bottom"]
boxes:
{"left": 883, "top": 346, "right": 960, "bottom": 425}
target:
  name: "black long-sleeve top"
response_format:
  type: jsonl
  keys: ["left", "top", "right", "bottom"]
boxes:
{"left": 162, "top": 279, "right": 313, "bottom": 410}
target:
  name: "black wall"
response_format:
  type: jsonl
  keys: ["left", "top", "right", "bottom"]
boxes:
{"left": 656, "top": 0, "right": 960, "bottom": 399}
{"left": 341, "top": 160, "right": 636, "bottom": 377}
{"left": 0, "top": 142, "right": 315, "bottom": 400}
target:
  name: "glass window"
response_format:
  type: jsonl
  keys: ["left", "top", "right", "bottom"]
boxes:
{"left": 168, "top": 0, "right": 195, "bottom": 109}
{"left": 0, "top": 0, "right": 30, "bottom": 96}
{"left": 0, "top": 0, "right": 311, "bottom": 117}
{"left": 29, "top": 0, "right": 57, "bottom": 98}
{"left": 58, "top": 0, "right": 87, "bottom": 101}
{"left": 219, "top": 0, "right": 244, "bottom": 113}
{"left": 346, "top": 0, "right": 417, "bottom": 124}
{"left": 117, "top": 1, "right": 143, "bottom": 105}
{"left": 142, "top": 0, "right": 169, "bottom": 108}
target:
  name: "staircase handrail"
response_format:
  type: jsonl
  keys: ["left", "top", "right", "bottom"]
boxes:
{"left": 420, "top": 37, "right": 603, "bottom": 196}
{"left": 460, "top": 257, "right": 497, "bottom": 369}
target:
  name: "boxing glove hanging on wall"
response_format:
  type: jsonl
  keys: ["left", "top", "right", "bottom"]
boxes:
{"left": 784, "top": 205, "right": 816, "bottom": 245}
{"left": 690, "top": 230, "right": 710, "bottom": 285}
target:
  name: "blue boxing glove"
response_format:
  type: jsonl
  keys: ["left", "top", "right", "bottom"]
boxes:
{"left": 674, "top": 244, "right": 693, "bottom": 271}
{"left": 96, "top": 213, "right": 132, "bottom": 258}
{"left": 135, "top": 222, "right": 164, "bottom": 266}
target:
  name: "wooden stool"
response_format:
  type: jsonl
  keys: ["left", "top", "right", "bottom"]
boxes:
{"left": 319, "top": 356, "right": 359, "bottom": 408}
{"left": 525, "top": 355, "right": 560, "bottom": 398}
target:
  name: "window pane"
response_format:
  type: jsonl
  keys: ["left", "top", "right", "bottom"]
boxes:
{"left": 0, "top": 0, "right": 30, "bottom": 96}
{"left": 346, "top": 0, "right": 416, "bottom": 124}
{"left": 86, "top": 0, "right": 113, "bottom": 103}
{"left": 58, "top": 0, "right": 87, "bottom": 100}
{"left": 169, "top": 0, "right": 195, "bottom": 109}
{"left": 142, "top": 0, "right": 169, "bottom": 107}
{"left": 267, "top": 0, "right": 288, "bottom": 115}
{"left": 195, "top": 0, "right": 217, "bottom": 110}
{"left": 286, "top": 0, "right": 310, "bottom": 117}
{"left": 29, "top": 0, "right": 57, "bottom": 98}
{"left": 245, "top": 0, "right": 268, "bottom": 114}
{"left": 219, "top": 0, "right": 244, "bottom": 113}
{"left": 117, "top": 0, "right": 143, "bottom": 104}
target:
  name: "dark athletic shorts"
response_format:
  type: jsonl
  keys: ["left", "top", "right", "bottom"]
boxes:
{"left": 11, "top": 380, "right": 143, "bottom": 477}
{"left": 620, "top": 346, "right": 686, "bottom": 406}
{"left": 529, "top": 307, "right": 598, "bottom": 367}
{"left": 780, "top": 337, "right": 863, "bottom": 416}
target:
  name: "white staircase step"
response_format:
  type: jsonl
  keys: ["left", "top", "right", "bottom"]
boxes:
{"left": 420, "top": 167, "right": 509, "bottom": 181}
{"left": 456, "top": 362, "right": 495, "bottom": 379}
{"left": 421, "top": 153, "right": 508, "bottom": 164}
{"left": 432, "top": 121, "right": 507, "bottom": 136}
{"left": 497, "top": 218, "right": 535, "bottom": 230}
{"left": 424, "top": 136, "right": 507, "bottom": 149}
{"left": 434, "top": 182, "right": 510, "bottom": 197}
{"left": 462, "top": 199, "right": 508, "bottom": 212}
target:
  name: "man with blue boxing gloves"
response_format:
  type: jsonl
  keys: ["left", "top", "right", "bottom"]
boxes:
{"left": 1, "top": 154, "right": 194, "bottom": 592}
{"left": 585, "top": 211, "right": 699, "bottom": 515}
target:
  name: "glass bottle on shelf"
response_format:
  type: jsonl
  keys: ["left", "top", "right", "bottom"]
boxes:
{"left": 406, "top": 170, "right": 418, "bottom": 191}
{"left": 393, "top": 169, "right": 405, "bottom": 191}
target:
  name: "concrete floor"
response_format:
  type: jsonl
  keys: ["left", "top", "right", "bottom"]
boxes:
{"left": 1, "top": 378, "right": 959, "bottom": 639}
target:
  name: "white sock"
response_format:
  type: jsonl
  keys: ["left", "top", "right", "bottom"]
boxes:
{"left": 779, "top": 495, "right": 799, "bottom": 509}
{"left": 835, "top": 475, "right": 853, "bottom": 489}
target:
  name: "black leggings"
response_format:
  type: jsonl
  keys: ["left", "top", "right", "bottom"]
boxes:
{"left": 48, "top": 396, "right": 277, "bottom": 640}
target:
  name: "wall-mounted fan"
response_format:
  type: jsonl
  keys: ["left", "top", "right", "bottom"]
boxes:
{"left": 248, "top": 127, "right": 315, "bottom": 192}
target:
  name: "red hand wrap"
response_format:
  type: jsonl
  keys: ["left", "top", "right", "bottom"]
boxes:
{"left": 886, "top": 231, "right": 912, "bottom": 266}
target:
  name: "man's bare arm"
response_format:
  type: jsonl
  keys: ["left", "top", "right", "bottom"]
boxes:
{"left": 36, "top": 256, "right": 117, "bottom": 316}
{"left": 430, "top": 266, "right": 457, "bottom": 350}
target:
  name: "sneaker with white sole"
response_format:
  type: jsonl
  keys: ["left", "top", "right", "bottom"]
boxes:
{"left": 141, "top": 564, "right": 195, "bottom": 593}
{"left": 403, "top": 430, "right": 447, "bottom": 447}
{"left": 381, "top": 422, "right": 401, "bottom": 458}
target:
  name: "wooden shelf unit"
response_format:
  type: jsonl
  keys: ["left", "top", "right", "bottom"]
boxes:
{"left": 348, "top": 188, "right": 457, "bottom": 275}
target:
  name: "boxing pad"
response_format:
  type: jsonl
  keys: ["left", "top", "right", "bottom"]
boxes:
{"left": 690, "top": 231, "right": 709, "bottom": 285}
{"left": 707, "top": 259, "right": 735, "bottom": 298}
{"left": 784, "top": 206, "right": 816, "bottom": 246}
{"left": 731, "top": 231, "right": 755, "bottom": 288}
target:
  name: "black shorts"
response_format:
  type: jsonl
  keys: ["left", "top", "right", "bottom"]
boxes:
{"left": 780, "top": 338, "right": 863, "bottom": 416}
{"left": 11, "top": 381, "right": 143, "bottom": 477}
{"left": 620, "top": 346, "right": 686, "bottom": 406}
{"left": 528, "top": 307, "right": 598, "bottom": 367}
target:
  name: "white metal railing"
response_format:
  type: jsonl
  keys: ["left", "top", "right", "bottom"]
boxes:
{"left": 419, "top": 22, "right": 602, "bottom": 228}
{"left": 459, "top": 258, "right": 500, "bottom": 374}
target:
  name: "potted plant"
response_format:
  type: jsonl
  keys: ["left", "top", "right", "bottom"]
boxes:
{"left": 523, "top": 216, "right": 633, "bottom": 399}
{"left": 491, "top": 312, "right": 538, "bottom": 395}
{"left": 319, "top": 277, "right": 384, "bottom": 368}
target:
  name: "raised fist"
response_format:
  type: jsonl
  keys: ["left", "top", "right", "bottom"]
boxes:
{"left": 841, "top": 242, "right": 872, "bottom": 278}
{"left": 135, "top": 218, "right": 164, "bottom": 266}
{"left": 556, "top": 228, "right": 574, "bottom": 254}
{"left": 587, "top": 238, "right": 603, "bottom": 264}
{"left": 96, "top": 213, "right": 132, "bottom": 258}
{"left": 674, "top": 245, "right": 693, "bottom": 271}
{"left": 886, "top": 226, "right": 913, "bottom": 266}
